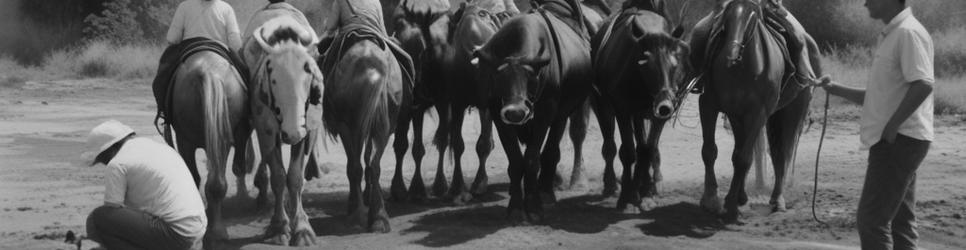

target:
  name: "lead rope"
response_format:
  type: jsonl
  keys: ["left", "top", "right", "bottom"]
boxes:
{"left": 811, "top": 90, "right": 830, "bottom": 226}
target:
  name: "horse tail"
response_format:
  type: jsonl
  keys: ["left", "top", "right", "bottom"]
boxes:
{"left": 359, "top": 67, "right": 391, "bottom": 166}
{"left": 202, "top": 71, "right": 233, "bottom": 179}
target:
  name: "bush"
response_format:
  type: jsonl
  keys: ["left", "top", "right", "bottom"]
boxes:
{"left": 84, "top": 0, "right": 178, "bottom": 44}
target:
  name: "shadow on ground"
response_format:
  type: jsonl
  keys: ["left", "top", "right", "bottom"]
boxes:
{"left": 637, "top": 202, "right": 722, "bottom": 238}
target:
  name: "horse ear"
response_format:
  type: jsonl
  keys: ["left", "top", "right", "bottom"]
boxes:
{"left": 630, "top": 21, "right": 646, "bottom": 41}
{"left": 672, "top": 25, "right": 685, "bottom": 39}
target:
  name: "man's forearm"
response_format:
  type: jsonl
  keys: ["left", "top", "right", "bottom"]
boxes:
{"left": 826, "top": 82, "right": 866, "bottom": 104}
{"left": 884, "top": 80, "right": 933, "bottom": 133}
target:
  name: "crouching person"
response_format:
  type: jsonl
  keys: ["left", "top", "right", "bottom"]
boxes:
{"left": 81, "top": 120, "right": 206, "bottom": 250}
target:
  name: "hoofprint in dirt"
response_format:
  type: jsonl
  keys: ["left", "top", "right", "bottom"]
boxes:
{"left": 2, "top": 78, "right": 964, "bottom": 249}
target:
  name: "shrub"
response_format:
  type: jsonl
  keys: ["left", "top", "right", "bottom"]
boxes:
{"left": 84, "top": 0, "right": 178, "bottom": 44}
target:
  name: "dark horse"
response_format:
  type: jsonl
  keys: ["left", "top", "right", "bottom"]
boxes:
{"left": 165, "top": 50, "right": 250, "bottom": 248}
{"left": 387, "top": 0, "right": 455, "bottom": 201}
{"left": 471, "top": 0, "right": 601, "bottom": 220}
{"left": 690, "top": 0, "right": 814, "bottom": 222}
{"left": 320, "top": 20, "right": 412, "bottom": 232}
{"left": 590, "top": 6, "right": 689, "bottom": 213}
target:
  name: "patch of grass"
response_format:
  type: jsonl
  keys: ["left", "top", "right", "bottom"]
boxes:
{"left": 2, "top": 40, "right": 163, "bottom": 83}
{"left": 934, "top": 76, "right": 966, "bottom": 115}
{"left": 817, "top": 45, "right": 966, "bottom": 117}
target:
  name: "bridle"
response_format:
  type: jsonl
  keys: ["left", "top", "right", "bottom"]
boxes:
{"left": 726, "top": 0, "right": 763, "bottom": 63}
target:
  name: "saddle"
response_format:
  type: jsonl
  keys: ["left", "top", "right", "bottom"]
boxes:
{"left": 318, "top": 16, "right": 416, "bottom": 104}
{"left": 152, "top": 37, "right": 251, "bottom": 133}
{"left": 700, "top": 4, "right": 803, "bottom": 108}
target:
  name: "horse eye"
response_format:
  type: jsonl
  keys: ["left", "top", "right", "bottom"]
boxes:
{"left": 303, "top": 62, "right": 311, "bottom": 73}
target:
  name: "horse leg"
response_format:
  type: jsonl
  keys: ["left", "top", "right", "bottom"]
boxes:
{"left": 767, "top": 92, "right": 811, "bottom": 213}
{"left": 286, "top": 141, "right": 318, "bottom": 246}
{"left": 253, "top": 152, "right": 270, "bottom": 211}
{"left": 494, "top": 121, "right": 526, "bottom": 222}
{"left": 595, "top": 99, "right": 618, "bottom": 197}
{"left": 367, "top": 135, "right": 392, "bottom": 233}
{"left": 407, "top": 107, "right": 429, "bottom": 201}
{"left": 753, "top": 132, "right": 769, "bottom": 194}
{"left": 233, "top": 129, "right": 253, "bottom": 202}
{"left": 640, "top": 118, "right": 667, "bottom": 211}
{"left": 632, "top": 117, "right": 654, "bottom": 211}
{"left": 448, "top": 105, "right": 472, "bottom": 204}
{"left": 722, "top": 113, "right": 767, "bottom": 224}
{"left": 470, "top": 107, "right": 494, "bottom": 195}
{"left": 264, "top": 145, "right": 292, "bottom": 244}
{"left": 522, "top": 120, "right": 551, "bottom": 222}
{"left": 343, "top": 133, "right": 368, "bottom": 229}
{"left": 699, "top": 96, "right": 723, "bottom": 214}
{"left": 390, "top": 107, "right": 413, "bottom": 202}
{"left": 615, "top": 113, "right": 639, "bottom": 214}
{"left": 176, "top": 136, "right": 202, "bottom": 187}
{"left": 431, "top": 104, "right": 450, "bottom": 197}
{"left": 564, "top": 102, "right": 589, "bottom": 190}
{"left": 539, "top": 119, "right": 567, "bottom": 205}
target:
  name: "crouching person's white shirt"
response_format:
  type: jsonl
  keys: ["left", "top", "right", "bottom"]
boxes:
{"left": 103, "top": 137, "right": 207, "bottom": 238}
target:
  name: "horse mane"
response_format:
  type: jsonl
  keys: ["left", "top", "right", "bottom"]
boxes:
{"left": 267, "top": 27, "right": 302, "bottom": 45}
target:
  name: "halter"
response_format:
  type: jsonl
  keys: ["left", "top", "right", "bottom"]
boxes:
{"left": 726, "top": 0, "right": 763, "bottom": 63}
{"left": 253, "top": 46, "right": 321, "bottom": 126}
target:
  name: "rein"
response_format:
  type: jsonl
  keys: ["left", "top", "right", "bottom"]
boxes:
{"left": 811, "top": 90, "right": 830, "bottom": 226}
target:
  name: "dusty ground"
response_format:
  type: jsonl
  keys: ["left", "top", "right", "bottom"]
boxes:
{"left": 1, "top": 78, "right": 965, "bottom": 250}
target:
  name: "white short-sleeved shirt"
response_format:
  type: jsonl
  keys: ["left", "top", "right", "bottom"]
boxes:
{"left": 104, "top": 138, "right": 207, "bottom": 238}
{"left": 166, "top": 0, "right": 242, "bottom": 50}
{"left": 860, "top": 7, "right": 934, "bottom": 149}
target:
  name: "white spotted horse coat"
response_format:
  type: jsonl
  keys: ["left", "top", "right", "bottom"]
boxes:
{"left": 241, "top": 13, "right": 326, "bottom": 246}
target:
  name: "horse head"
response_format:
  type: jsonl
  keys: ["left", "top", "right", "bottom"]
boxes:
{"left": 721, "top": 0, "right": 761, "bottom": 68}
{"left": 451, "top": 3, "right": 504, "bottom": 46}
{"left": 252, "top": 18, "right": 323, "bottom": 144}
{"left": 471, "top": 26, "right": 551, "bottom": 125}
{"left": 627, "top": 12, "right": 690, "bottom": 119}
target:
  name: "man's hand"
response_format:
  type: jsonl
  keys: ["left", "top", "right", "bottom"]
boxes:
{"left": 812, "top": 75, "right": 833, "bottom": 88}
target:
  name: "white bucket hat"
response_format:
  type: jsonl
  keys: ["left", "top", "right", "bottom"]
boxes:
{"left": 80, "top": 120, "right": 135, "bottom": 166}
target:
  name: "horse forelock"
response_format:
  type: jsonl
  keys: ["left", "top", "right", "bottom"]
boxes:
{"left": 267, "top": 27, "right": 303, "bottom": 45}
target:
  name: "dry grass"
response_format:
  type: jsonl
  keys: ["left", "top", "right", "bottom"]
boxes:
{"left": 0, "top": 41, "right": 163, "bottom": 84}
{"left": 816, "top": 45, "right": 966, "bottom": 116}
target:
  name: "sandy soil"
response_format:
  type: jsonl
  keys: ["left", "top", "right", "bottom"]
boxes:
{"left": 1, "top": 78, "right": 965, "bottom": 250}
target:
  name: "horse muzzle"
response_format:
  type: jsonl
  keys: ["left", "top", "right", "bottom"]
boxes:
{"left": 500, "top": 104, "right": 532, "bottom": 125}
{"left": 654, "top": 100, "right": 675, "bottom": 120}
{"left": 281, "top": 126, "right": 306, "bottom": 144}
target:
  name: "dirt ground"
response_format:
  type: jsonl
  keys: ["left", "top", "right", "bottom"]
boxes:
{"left": 2, "top": 78, "right": 965, "bottom": 250}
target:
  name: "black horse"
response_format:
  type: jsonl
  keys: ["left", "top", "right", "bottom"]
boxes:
{"left": 590, "top": 6, "right": 690, "bottom": 213}
{"left": 388, "top": 0, "right": 455, "bottom": 202}
{"left": 689, "top": 0, "right": 817, "bottom": 222}
{"left": 471, "top": 0, "right": 603, "bottom": 221}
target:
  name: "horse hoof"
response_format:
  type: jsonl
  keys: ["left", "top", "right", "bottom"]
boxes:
{"left": 539, "top": 191, "right": 557, "bottom": 206}
{"left": 370, "top": 218, "right": 391, "bottom": 233}
{"left": 700, "top": 195, "right": 724, "bottom": 214}
{"left": 408, "top": 183, "right": 428, "bottom": 203}
{"left": 431, "top": 178, "right": 449, "bottom": 198}
{"left": 267, "top": 232, "right": 291, "bottom": 246}
{"left": 526, "top": 211, "right": 545, "bottom": 224}
{"left": 202, "top": 232, "right": 227, "bottom": 250}
{"left": 720, "top": 210, "right": 744, "bottom": 225}
{"left": 346, "top": 209, "right": 368, "bottom": 230}
{"left": 602, "top": 186, "right": 618, "bottom": 197}
{"left": 290, "top": 228, "right": 318, "bottom": 246}
{"left": 389, "top": 178, "right": 408, "bottom": 202}
{"left": 641, "top": 197, "right": 659, "bottom": 212}
{"left": 770, "top": 197, "right": 787, "bottom": 213}
{"left": 470, "top": 176, "right": 489, "bottom": 195}
{"left": 451, "top": 190, "right": 473, "bottom": 205}
{"left": 507, "top": 208, "right": 528, "bottom": 224}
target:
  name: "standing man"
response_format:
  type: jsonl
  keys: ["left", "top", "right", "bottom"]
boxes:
{"left": 81, "top": 120, "right": 207, "bottom": 250}
{"left": 817, "top": 0, "right": 934, "bottom": 249}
